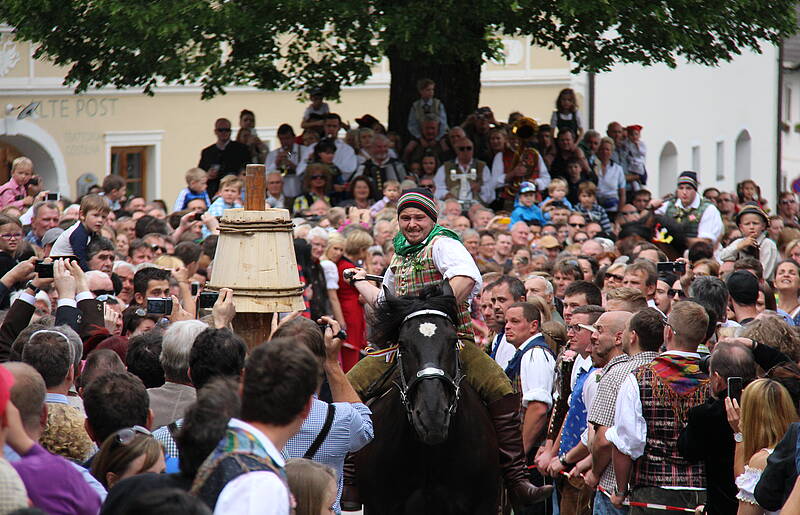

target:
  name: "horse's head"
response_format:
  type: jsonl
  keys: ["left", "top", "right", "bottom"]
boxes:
{"left": 371, "top": 283, "right": 462, "bottom": 446}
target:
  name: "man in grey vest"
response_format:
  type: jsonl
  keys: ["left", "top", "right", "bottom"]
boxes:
{"left": 650, "top": 171, "right": 723, "bottom": 246}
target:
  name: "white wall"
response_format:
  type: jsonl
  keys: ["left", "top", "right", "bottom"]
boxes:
{"left": 594, "top": 46, "right": 780, "bottom": 202}
{"left": 782, "top": 69, "right": 800, "bottom": 189}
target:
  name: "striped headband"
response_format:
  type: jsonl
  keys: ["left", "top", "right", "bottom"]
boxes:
{"left": 397, "top": 189, "right": 438, "bottom": 221}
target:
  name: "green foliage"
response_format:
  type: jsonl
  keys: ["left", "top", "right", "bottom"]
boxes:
{"left": 1, "top": 0, "right": 796, "bottom": 99}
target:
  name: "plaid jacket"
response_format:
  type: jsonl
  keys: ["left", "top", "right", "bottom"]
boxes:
{"left": 390, "top": 235, "right": 473, "bottom": 341}
{"left": 588, "top": 351, "right": 659, "bottom": 492}
{"left": 632, "top": 359, "right": 710, "bottom": 489}
{"left": 574, "top": 202, "right": 612, "bottom": 234}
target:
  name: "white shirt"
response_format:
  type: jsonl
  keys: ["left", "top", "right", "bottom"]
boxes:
{"left": 433, "top": 161, "right": 495, "bottom": 204}
{"left": 606, "top": 351, "right": 700, "bottom": 460}
{"left": 595, "top": 161, "right": 626, "bottom": 202}
{"left": 383, "top": 236, "right": 482, "bottom": 300}
{"left": 215, "top": 419, "right": 290, "bottom": 515}
{"left": 570, "top": 353, "right": 593, "bottom": 390}
{"left": 320, "top": 260, "right": 339, "bottom": 290}
{"left": 655, "top": 194, "right": 724, "bottom": 244}
{"left": 490, "top": 151, "right": 551, "bottom": 192}
{"left": 493, "top": 333, "right": 516, "bottom": 370}
{"left": 265, "top": 143, "right": 309, "bottom": 199}
{"left": 519, "top": 334, "right": 556, "bottom": 408}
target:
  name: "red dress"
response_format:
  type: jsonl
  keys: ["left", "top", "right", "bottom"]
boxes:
{"left": 336, "top": 256, "right": 366, "bottom": 372}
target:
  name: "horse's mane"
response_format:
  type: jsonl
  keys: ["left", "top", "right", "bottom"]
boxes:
{"left": 369, "top": 285, "right": 459, "bottom": 349}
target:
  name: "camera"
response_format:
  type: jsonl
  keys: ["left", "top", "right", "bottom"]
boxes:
{"left": 146, "top": 297, "right": 173, "bottom": 315}
{"left": 198, "top": 291, "right": 219, "bottom": 309}
{"left": 193, "top": 212, "right": 204, "bottom": 222}
{"left": 46, "top": 192, "right": 60, "bottom": 202}
{"left": 191, "top": 281, "right": 200, "bottom": 297}
{"left": 656, "top": 261, "right": 686, "bottom": 275}
{"left": 34, "top": 260, "right": 53, "bottom": 279}
{"left": 28, "top": 177, "right": 39, "bottom": 186}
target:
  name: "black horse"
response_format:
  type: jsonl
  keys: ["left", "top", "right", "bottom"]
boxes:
{"left": 353, "top": 284, "right": 501, "bottom": 515}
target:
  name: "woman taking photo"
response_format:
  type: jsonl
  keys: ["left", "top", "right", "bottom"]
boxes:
{"left": 774, "top": 259, "right": 800, "bottom": 325}
{"left": 727, "top": 378, "right": 798, "bottom": 515}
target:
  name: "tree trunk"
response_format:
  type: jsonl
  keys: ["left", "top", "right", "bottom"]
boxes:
{"left": 386, "top": 46, "right": 482, "bottom": 142}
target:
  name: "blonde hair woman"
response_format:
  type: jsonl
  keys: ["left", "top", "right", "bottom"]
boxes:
{"left": 320, "top": 232, "right": 347, "bottom": 334}
{"left": 727, "top": 378, "right": 798, "bottom": 514}
{"left": 285, "top": 458, "right": 337, "bottom": 515}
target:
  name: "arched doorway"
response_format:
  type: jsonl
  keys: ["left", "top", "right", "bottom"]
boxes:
{"left": 0, "top": 118, "right": 69, "bottom": 196}
{"left": 659, "top": 141, "right": 678, "bottom": 196}
{"left": 735, "top": 130, "right": 752, "bottom": 184}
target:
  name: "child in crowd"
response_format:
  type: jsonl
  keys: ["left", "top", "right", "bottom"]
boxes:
{"left": 370, "top": 180, "right": 402, "bottom": 217}
{"left": 302, "top": 90, "right": 330, "bottom": 130}
{"left": 207, "top": 175, "right": 243, "bottom": 218}
{"left": 173, "top": 168, "right": 211, "bottom": 213}
{"left": 101, "top": 175, "right": 126, "bottom": 211}
{"left": 573, "top": 182, "right": 612, "bottom": 235}
{"left": 737, "top": 179, "right": 769, "bottom": 212}
{"left": 407, "top": 78, "right": 448, "bottom": 140}
{"left": 0, "top": 215, "right": 21, "bottom": 279}
{"left": 541, "top": 178, "right": 573, "bottom": 218}
{"left": 510, "top": 182, "right": 545, "bottom": 226}
{"left": 719, "top": 202, "right": 778, "bottom": 279}
{"left": 550, "top": 88, "right": 583, "bottom": 139}
{"left": 50, "top": 194, "right": 110, "bottom": 270}
{"left": 285, "top": 458, "right": 338, "bottom": 515}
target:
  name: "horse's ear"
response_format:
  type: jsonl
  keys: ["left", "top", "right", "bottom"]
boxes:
{"left": 441, "top": 280, "right": 455, "bottom": 299}
{"left": 382, "top": 284, "right": 397, "bottom": 304}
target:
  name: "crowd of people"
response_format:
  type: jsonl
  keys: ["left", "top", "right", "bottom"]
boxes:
{"left": 0, "top": 82, "right": 798, "bottom": 514}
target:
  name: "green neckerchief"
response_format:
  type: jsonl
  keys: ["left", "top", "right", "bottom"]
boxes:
{"left": 393, "top": 224, "right": 461, "bottom": 257}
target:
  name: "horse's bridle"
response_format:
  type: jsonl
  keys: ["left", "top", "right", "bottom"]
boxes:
{"left": 395, "top": 309, "right": 464, "bottom": 418}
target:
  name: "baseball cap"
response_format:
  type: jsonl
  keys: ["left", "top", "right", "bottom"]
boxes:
{"left": 726, "top": 270, "right": 759, "bottom": 306}
{"left": 519, "top": 182, "right": 536, "bottom": 195}
{"left": 41, "top": 228, "right": 64, "bottom": 247}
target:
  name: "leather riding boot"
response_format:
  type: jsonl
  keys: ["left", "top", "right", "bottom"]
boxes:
{"left": 487, "top": 392, "right": 553, "bottom": 509}
{"left": 340, "top": 454, "right": 362, "bottom": 511}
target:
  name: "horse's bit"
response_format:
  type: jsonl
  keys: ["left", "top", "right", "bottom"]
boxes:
{"left": 395, "top": 309, "right": 464, "bottom": 418}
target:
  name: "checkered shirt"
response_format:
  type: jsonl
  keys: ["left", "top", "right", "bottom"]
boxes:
{"left": 587, "top": 351, "right": 659, "bottom": 492}
{"left": 153, "top": 419, "right": 183, "bottom": 459}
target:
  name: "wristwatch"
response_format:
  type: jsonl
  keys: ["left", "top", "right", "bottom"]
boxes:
{"left": 734, "top": 432, "right": 744, "bottom": 443}
{"left": 558, "top": 454, "right": 575, "bottom": 470}
{"left": 24, "top": 281, "right": 40, "bottom": 294}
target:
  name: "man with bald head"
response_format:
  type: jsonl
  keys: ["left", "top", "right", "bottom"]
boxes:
{"left": 608, "top": 302, "right": 711, "bottom": 512}
{"left": 198, "top": 117, "right": 250, "bottom": 196}
{"left": 510, "top": 222, "right": 532, "bottom": 247}
{"left": 580, "top": 239, "right": 604, "bottom": 259}
{"left": 585, "top": 308, "right": 663, "bottom": 512}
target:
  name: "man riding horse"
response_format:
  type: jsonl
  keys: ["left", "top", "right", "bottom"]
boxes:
{"left": 347, "top": 188, "right": 552, "bottom": 508}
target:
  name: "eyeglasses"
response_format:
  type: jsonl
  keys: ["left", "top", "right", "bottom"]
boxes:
{"left": 606, "top": 273, "right": 624, "bottom": 281}
{"left": 664, "top": 320, "right": 680, "bottom": 336}
{"left": 574, "top": 237, "right": 588, "bottom": 244}
{"left": 457, "top": 146, "right": 473, "bottom": 151}
{"left": 542, "top": 231, "right": 557, "bottom": 237}
{"left": 569, "top": 223, "right": 585, "bottom": 228}
{"left": 150, "top": 245, "right": 167, "bottom": 253}
{"left": 92, "top": 289, "right": 115, "bottom": 298}
{"left": 114, "top": 425, "right": 152, "bottom": 446}
{"left": 215, "top": 128, "right": 232, "bottom": 133}
{"left": 420, "top": 183, "right": 435, "bottom": 190}
{"left": 567, "top": 323, "right": 596, "bottom": 333}
{"left": 310, "top": 175, "right": 325, "bottom": 180}
{"left": 0, "top": 233, "right": 22, "bottom": 240}
{"left": 668, "top": 288, "right": 686, "bottom": 299}
{"left": 782, "top": 199, "right": 798, "bottom": 205}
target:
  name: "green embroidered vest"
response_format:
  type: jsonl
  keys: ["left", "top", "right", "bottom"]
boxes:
{"left": 389, "top": 234, "right": 474, "bottom": 342}
{"left": 665, "top": 198, "right": 712, "bottom": 238}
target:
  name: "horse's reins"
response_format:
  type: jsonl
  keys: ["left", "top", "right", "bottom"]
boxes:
{"left": 395, "top": 309, "right": 464, "bottom": 419}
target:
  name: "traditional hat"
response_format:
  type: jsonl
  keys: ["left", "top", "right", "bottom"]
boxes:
{"left": 397, "top": 188, "right": 438, "bottom": 222}
{"left": 735, "top": 202, "right": 769, "bottom": 225}
{"left": 677, "top": 171, "right": 699, "bottom": 191}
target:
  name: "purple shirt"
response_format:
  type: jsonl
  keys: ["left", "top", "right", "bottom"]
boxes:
{"left": 12, "top": 443, "right": 101, "bottom": 515}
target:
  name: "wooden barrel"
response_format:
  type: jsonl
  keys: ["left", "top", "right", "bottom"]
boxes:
{"left": 207, "top": 207, "right": 305, "bottom": 314}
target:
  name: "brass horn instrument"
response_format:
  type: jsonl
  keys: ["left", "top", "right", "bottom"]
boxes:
{"left": 509, "top": 117, "right": 539, "bottom": 172}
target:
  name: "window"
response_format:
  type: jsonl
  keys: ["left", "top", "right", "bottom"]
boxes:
{"left": 691, "top": 146, "right": 700, "bottom": 172}
{"left": 110, "top": 146, "right": 147, "bottom": 198}
{"left": 716, "top": 141, "right": 724, "bottom": 181}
